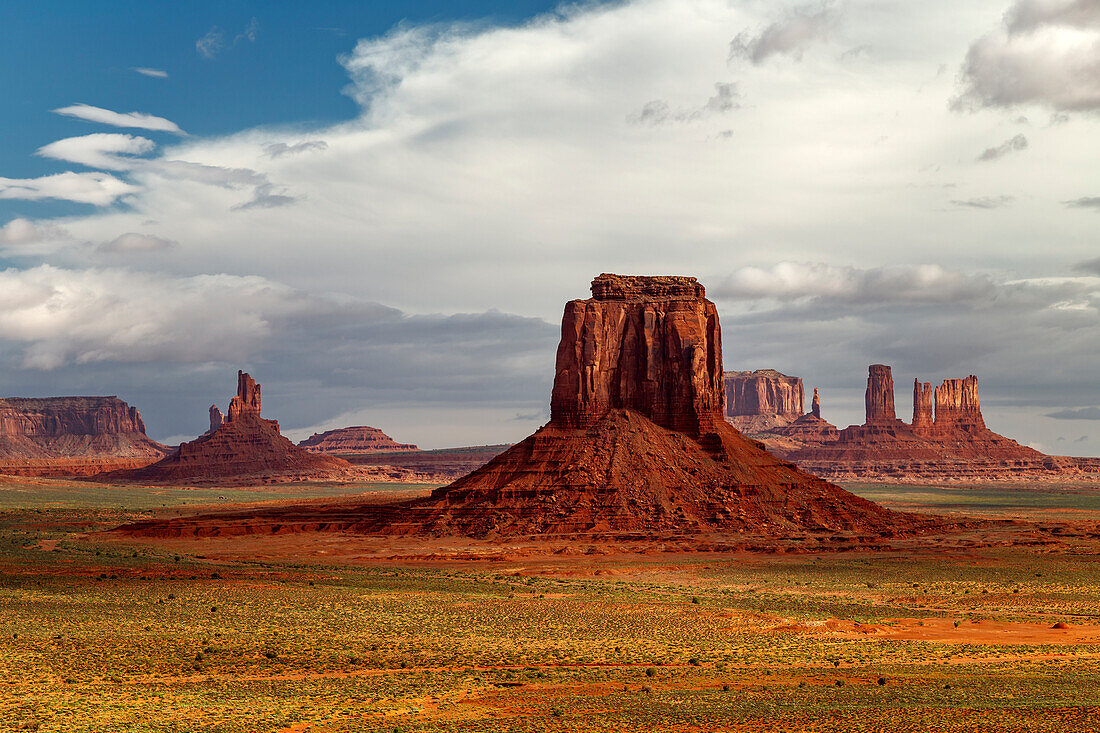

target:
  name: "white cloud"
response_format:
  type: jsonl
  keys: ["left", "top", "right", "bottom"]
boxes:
{"left": 36, "top": 133, "right": 156, "bottom": 171}
{"left": 729, "top": 5, "right": 835, "bottom": 64}
{"left": 0, "top": 171, "right": 137, "bottom": 205}
{"left": 0, "top": 266, "right": 312, "bottom": 369}
{"left": 98, "top": 233, "right": 177, "bottom": 253}
{"left": 196, "top": 27, "right": 225, "bottom": 59}
{"left": 977, "top": 132, "right": 1029, "bottom": 161}
{"left": 53, "top": 103, "right": 185, "bottom": 134}
{"left": 0, "top": 218, "right": 67, "bottom": 246}
{"left": 954, "top": 0, "right": 1100, "bottom": 112}
{"left": 712, "top": 262, "right": 995, "bottom": 304}
{"left": 132, "top": 67, "right": 168, "bottom": 78}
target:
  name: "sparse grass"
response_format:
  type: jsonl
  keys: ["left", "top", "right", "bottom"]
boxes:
{"left": 0, "top": 479, "right": 1099, "bottom": 730}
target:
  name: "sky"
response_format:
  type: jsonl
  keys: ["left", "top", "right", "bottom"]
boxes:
{"left": 0, "top": 0, "right": 1097, "bottom": 453}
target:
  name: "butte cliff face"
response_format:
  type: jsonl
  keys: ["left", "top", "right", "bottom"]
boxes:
{"left": 123, "top": 275, "right": 921, "bottom": 540}
{"left": 299, "top": 426, "right": 418, "bottom": 454}
{"left": 356, "top": 275, "right": 914, "bottom": 536}
{"left": 0, "top": 396, "right": 168, "bottom": 476}
{"left": 105, "top": 371, "right": 359, "bottom": 485}
{"left": 724, "top": 370, "right": 804, "bottom": 432}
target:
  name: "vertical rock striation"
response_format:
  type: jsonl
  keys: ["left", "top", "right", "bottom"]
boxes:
{"left": 208, "top": 405, "right": 225, "bottom": 434}
{"left": 551, "top": 274, "right": 724, "bottom": 438}
{"left": 227, "top": 371, "right": 262, "bottom": 423}
{"left": 865, "top": 364, "right": 896, "bottom": 423}
{"left": 912, "top": 380, "right": 934, "bottom": 436}
{"left": 934, "top": 376, "right": 985, "bottom": 432}
{"left": 723, "top": 370, "right": 804, "bottom": 430}
{"left": 811, "top": 388, "right": 821, "bottom": 419}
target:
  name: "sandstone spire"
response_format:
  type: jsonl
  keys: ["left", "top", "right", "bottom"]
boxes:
{"left": 912, "top": 379, "right": 934, "bottom": 435}
{"left": 208, "top": 405, "right": 225, "bottom": 434}
{"left": 864, "top": 364, "right": 896, "bottom": 423}
{"left": 811, "top": 388, "right": 821, "bottom": 418}
{"left": 227, "top": 370, "right": 262, "bottom": 423}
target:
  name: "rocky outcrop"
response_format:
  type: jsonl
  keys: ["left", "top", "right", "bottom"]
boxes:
{"left": 299, "top": 426, "right": 418, "bottom": 454}
{"left": 811, "top": 388, "right": 821, "bottom": 419}
{"left": 227, "top": 371, "right": 261, "bottom": 422}
{"left": 865, "top": 364, "right": 896, "bottom": 423}
{"left": 912, "top": 380, "right": 934, "bottom": 435}
{"left": 933, "top": 376, "right": 984, "bottom": 432}
{"left": 207, "top": 405, "right": 224, "bottom": 435}
{"left": 551, "top": 274, "right": 724, "bottom": 438}
{"left": 103, "top": 372, "right": 363, "bottom": 485}
{"left": 122, "top": 275, "right": 926, "bottom": 539}
{"left": 724, "top": 370, "right": 803, "bottom": 432}
{"left": 0, "top": 396, "right": 168, "bottom": 476}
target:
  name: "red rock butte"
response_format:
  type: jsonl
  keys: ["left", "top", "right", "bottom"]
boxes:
{"left": 728, "top": 364, "right": 1099, "bottom": 480}
{"left": 299, "top": 426, "right": 418, "bottom": 455}
{"left": 103, "top": 371, "right": 358, "bottom": 485}
{"left": 120, "top": 275, "right": 927, "bottom": 540}
{"left": 0, "top": 396, "right": 168, "bottom": 477}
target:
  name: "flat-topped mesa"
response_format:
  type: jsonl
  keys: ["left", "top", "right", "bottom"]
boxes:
{"left": 550, "top": 274, "right": 724, "bottom": 438}
{"left": 811, "top": 388, "right": 821, "bottom": 419}
{"left": 934, "top": 376, "right": 985, "bottom": 432}
{"left": 912, "top": 380, "right": 934, "bottom": 435}
{"left": 865, "top": 364, "right": 897, "bottom": 423}
{"left": 208, "top": 405, "right": 224, "bottom": 434}
{"left": 589, "top": 273, "right": 706, "bottom": 301}
{"left": 227, "top": 371, "right": 262, "bottom": 422}
{"left": 724, "top": 370, "right": 804, "bottom": 418}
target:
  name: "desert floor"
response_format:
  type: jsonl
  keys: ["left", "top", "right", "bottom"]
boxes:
{"left": 2, "top": 476, "right": 1100, "bottom": 732}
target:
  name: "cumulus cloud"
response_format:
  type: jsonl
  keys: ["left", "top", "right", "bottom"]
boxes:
{"left": 98, "top": 233, "right": 177, "bottom": 253}
{"left": 36, "top": 133, "right": 156, "bottom": 171}
{"left": 712, "top": 262, "right": 995, "bottom": 304}
{"left": 0, "top": 172, "right": 137, "bottom": 205}
{"left": 1047, "top": 406, "right": 1100, "bottom": 419}
{"left": 951, "top": 195, "right": 1015, "bottom": 208}
{"left": 729, "top": 5, "right": 834, "bottom": 64}
{"left": 976, "top": 133, "right": 1029, "bottom": 161}
{"left": 0, "top": 218, "right": 68, "bottom": 246}
{"left": 133, "top": 67, "right": 168, "bottom": 78}
{"left": 53, "top": 104, "right": 185, "bottom": 134}
{"left": 953, "top": 0, "right": 1100, "bottom": 113}
{"left": 263, "top": 140, "right": 328, "bottom": 157}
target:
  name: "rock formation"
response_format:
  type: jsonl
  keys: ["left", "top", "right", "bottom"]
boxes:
{"left": 811, "top": 388, "right": 821, "bottom": 419}
{"left": 551, "top": 274, "right": 724, "bottom": 437}
{"left": 933, "top": 376, "right": 984, "bottom": 432}
{"left": 912, "top": 380, "right": 934, "bottom": 435}
{"left": 865, "top": 364, "right": 896, "bottom": 423}
{"left": 299, "top": 426, "right": 418, "bottom": 454}
{"left": 122, "top": 275, "right": 923, "bottom": 539}
{"left": 0, "top": 396, "right": 168, "bottom": 476}
{"left": 104, "top": 371, "right": 361, "bottom": 485}
{"left": 724, "top": 370, "right": 804, "bottom": 432}
{"left": 207, "top": 405, "right": 224, "bottom": 434}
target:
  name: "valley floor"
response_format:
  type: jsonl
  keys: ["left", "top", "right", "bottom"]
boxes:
{"left": 1, "top": 477, "right": 1100, "bottom": 731}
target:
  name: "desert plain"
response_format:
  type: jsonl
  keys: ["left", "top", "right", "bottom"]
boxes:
{"left": 3, "top": 473, "right": 1100, "bottom": 733}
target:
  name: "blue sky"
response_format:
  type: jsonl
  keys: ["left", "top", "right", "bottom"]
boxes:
{"left": 0, "top": 0, "right": 557, "bottom": 219}
{"left": 0, "top": 0, "right": 1098, "bottom": 453}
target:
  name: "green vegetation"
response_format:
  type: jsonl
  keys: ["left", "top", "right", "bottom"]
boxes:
{"left": 0, "top": 479, "right": 1099, "bottom": 730}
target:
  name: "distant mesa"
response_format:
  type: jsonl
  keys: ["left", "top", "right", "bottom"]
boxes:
{"left": 299, "top": 426, "right": 418, "bottom": 455}
{"left": 121, "top": 274, "right": 927, "bottom": 540}
{"left": 0, "top": 396, "right": 168, "bottom": 477}
{"left": 730, "top": 364, "right": 1099, "bottom": 480}
{"left": 102, "top": 371, "right": 364, "bottom": 485}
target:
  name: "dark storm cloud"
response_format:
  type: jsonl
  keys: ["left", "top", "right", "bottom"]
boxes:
{"left": 729, "top": 5, "right": 834, "bottom": 65}
{"left": 976, "top": 133, "right": 1028, "bottom": 161}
